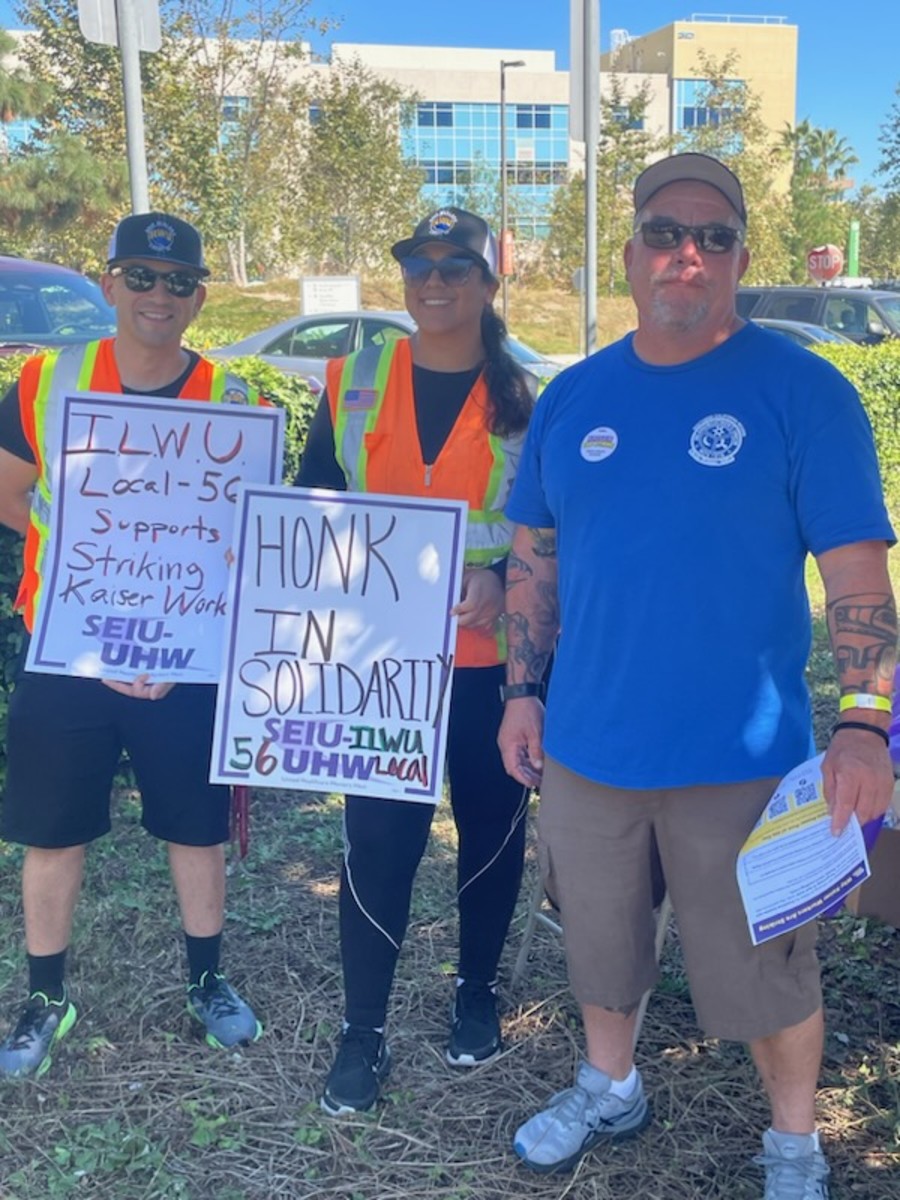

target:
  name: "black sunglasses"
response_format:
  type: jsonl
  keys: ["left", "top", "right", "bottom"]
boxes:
{"left": 639, "top": 222, "right": 744, "bottom": 254}
{"left": 400, "top": 255, "right": 478, "bottom": 287}
{"left": 109, "top": 264, "right": 203, "bottom": 297}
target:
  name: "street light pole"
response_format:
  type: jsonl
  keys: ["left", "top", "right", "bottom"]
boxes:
{"left": 499, "top": 59, "right": 525, "bottom": 323}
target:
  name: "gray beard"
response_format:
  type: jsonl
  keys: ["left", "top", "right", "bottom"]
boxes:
{"left": 648, "top": 292, "right": 711, "bottom": 333}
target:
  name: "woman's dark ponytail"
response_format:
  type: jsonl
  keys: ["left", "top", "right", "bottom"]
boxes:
{"left": 480, "top": 302, "right": 534, "bottom": 436}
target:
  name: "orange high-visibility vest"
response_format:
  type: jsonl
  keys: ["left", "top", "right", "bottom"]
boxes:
{"left": 16, "top": 338, "right": 262, "bottom": 632}
{"left": 326, "top": 337, "right": 523, "bottom": 667}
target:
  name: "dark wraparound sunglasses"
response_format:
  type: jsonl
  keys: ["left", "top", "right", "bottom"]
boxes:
{"left": 639, "top": 222, "right": 744, "bottom": 254}
{"left": 400, "top": 255, "right": 478, "bottom": 287}
{"left": 109, "top": 264, "right": 203, "bottom": 297}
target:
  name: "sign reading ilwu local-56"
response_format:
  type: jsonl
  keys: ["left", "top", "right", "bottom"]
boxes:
{"left": 27, "top": 392, "right": 284, "bottom": 682}
{"left": 211, "top": 486, "right": 468, "bottom": 804}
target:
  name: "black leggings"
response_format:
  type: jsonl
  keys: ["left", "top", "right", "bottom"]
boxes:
{"left": 339, "top": 664, "right": 528, "bottom": 1028}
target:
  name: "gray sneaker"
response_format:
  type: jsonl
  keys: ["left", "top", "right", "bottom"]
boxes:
{"left": 514, "top": 1061, "right": 651, "bottom": 1174}
{"left": 754, "top": 1130, "right": 831, "bottom": 1199}
{"left": 186, "top": 971, "right": 262, "bottom": 1049}
{"left": 0, "top": 990, "right": 77, "bottom": 1079}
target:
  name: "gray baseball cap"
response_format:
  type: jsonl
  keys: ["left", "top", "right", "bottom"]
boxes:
{"left": 633, "top": 153, "right": 747, "bottom": 224}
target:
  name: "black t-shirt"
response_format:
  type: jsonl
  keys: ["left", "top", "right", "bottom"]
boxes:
{"left": 294, "top": 362, "right": 482, "bottom": 489}
{"left": 0, "top": 351, "right": 203, "bottom": 465}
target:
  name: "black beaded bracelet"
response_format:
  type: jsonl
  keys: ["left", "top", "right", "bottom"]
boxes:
{"left": 499, "top": 681, "right": 543, "bottom": 702}
{"left": 831, "top": 720, "right": 890, "bottom": 748}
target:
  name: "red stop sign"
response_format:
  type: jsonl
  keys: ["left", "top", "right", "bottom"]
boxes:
{"left": 807, "top": 244, "right": 844, "bottom": 282}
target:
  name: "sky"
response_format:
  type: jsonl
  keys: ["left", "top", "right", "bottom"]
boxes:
{"left": 2, "top": 2, "right": 898, "bottom": 188}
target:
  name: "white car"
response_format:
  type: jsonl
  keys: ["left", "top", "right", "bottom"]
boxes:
{"left": 211, "top": 310, "right": 562, "bottom": 390}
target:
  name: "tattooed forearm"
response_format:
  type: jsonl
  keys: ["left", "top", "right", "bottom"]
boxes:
{"left": 505, "top": 612, "right": 554, "bottom": 682}
{"left": 504, "top": 524, "right": 559, "bottom": 683}
{"left": 827, "top": 592, "right": 897, "bottom": 694}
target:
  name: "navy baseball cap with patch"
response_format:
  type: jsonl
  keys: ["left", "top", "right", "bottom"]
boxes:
{"left": 106, "top": 212, "right": 210, "bottom": 275}
{"left": 633, "top": 153, "right": 747, "bottom": 224}
{"left": 391, "top": 207, "right": 499, "bottom": 280}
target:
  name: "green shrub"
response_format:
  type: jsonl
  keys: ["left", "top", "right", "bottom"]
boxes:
{"left": 0, "top": 352, "right": 317, "bottom": 787}
{"left": 814, "top": 341, "right": 900, "bottom": 511}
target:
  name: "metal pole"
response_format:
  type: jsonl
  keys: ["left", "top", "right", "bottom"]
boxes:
{"left": 584, "top": 2, "right": 599, "bottom": 354}
{"left": 499, "top": 59, "right": 525, "bottom": 324}
{"left": 116, "top": 0, "right": 150, "bottom": 213}
{"left": 500, "top": 63, "right": 508, "bottom": 321}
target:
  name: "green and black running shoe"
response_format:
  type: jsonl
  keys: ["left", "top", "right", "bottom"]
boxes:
{"left": 0, "top": 989, "right": 77, "bottom": 1079}
{"left": 187, "top": 971, "right": 262, "bottom": 1049}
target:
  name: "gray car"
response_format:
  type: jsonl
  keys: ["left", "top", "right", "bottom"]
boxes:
{"left": 211, "top": 309, "right": 562, "bottom": 390}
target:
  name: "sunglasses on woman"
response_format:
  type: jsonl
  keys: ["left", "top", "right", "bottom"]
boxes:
{"left": 399, "top": 255, "right": 478, "bottom": 287}
{"left": 108, "top": 264, "right": 204, "bottom": 297}
{"left": 638, "top": 222, "right": 744, "bottom": 254}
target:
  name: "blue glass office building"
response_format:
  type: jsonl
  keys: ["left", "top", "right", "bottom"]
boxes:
{"left": 402, "top": 100, "right": 570, "bottom": 240}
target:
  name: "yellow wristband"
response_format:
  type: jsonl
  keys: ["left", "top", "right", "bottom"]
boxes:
{"left": 838, "top": 693, "right": 892, "bottom": 713}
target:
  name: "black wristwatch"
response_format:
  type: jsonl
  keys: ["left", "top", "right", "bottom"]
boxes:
{"left": 499, "top": 682, "right": 543, "bottom": 702}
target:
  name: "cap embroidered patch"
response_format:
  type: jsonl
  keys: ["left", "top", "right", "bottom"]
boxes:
{"left": 428, "top": 210, "right": 458, "bottom": 236}
{"left": 344, "top": 388, "right": 377, "bottom": 410}
{"left": 144, "top": 219, "right": 176, "bottom": 254}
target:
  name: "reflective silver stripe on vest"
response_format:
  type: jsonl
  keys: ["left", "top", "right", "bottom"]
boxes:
{"left": 333, "top": 345, "right": 388, "bottom": 488}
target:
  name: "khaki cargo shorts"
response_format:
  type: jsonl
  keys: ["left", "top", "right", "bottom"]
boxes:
{"left": 537, "top": 756, "right": 822, "bottom": 1043}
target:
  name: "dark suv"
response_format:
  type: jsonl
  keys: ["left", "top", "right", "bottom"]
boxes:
{"left": 0, "top": 255, "right": 116, "bottom": 355}
{"left": 736, "top": 285, "right": 900, "bottom": 345}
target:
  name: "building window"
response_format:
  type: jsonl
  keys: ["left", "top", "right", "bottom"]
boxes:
{"left": 222, "top": 95, "right": 249, "bottom": 123}
{"left": 308, "top": 104, "right": 322, "bottom": 126}
{"left": 611, "top": 106, "right": 644, "bottom": 131}
{"left": 417, "top": 102, "right": 453, "bottom": 128}
{"left": 674, "top": 79, "right": 740, "bottom": 133}
{"left": 516, "top": 104, "right": 551, "bottom": 129}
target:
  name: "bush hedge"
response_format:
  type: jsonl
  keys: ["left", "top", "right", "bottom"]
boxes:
{"left": 0, "top": 352, "right": 319, "bottom": 784}
{"left": 814, "top": 340, "right": 900, "bottom": 513}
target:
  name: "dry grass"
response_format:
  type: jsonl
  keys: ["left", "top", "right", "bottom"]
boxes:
{"left": 0, "top": 776, "right": 897, "bottom": 1199}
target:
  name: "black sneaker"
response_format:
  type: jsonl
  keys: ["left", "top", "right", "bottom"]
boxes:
{"left": 321, "top": 1026, "right": 391, "bottom": 1116}
{"left": 0, "top": 989, "right": 77, "bottom": 1079}
{"left": 446, "top": 980, "right": 502, "bottom": 1067}
{"left": 186, "top": 971, "right": 262, "bottom": 1049}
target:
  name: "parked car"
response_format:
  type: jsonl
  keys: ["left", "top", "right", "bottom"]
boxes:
{"left": 211, "top": 310, "right": 563, "bottom": 387}
{"left": 750, "top": 317, "right": 853, "bottom": 348}
{"left": 737, "top": 285, "right": 900, "bottom": 344}
{"left": 0, "top": 255, "right": 116, "bottom": 354}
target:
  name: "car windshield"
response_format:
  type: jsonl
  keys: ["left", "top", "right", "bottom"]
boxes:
{"left": 877, "top": 296, "right": 900, "bottom": 327}
{"left": 0, "top": 269, "right": 116, "bottom": 343}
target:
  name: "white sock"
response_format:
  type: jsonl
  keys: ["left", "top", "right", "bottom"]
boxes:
{"left": 768, "top": 1127, "right": 820, "bottom": 1152}
{"left": 608, "top": 1066, "right": 639, "bottom": 1098}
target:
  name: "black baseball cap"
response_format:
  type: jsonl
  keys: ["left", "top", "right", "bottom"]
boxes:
{"left": 106, "top": 212, "right": 210, "bottom": 275}
{"left": 391, "top": 207, "right": 499, "bottom": 280}
{"left": 633, "top": 153, "right": 747, "bottom": 224}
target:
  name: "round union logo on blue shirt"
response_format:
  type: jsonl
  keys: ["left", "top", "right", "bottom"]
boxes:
{"left": 689, "top": 413, "right": 746, "bottom": 467}
{"left": 581, "top": 426, "right": 618, "bottom": 462}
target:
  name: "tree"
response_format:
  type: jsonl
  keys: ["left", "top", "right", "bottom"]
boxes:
{"left": 676, "top": 51, "right": 793, "bottom": 283}
{"left": 8, "top": 0, "right": 323, "bottom": 279}
{"left": 780, "top": 119, "right": 856, "bottom": 280}
{"left": 877, "top": 82, "right": 900, "bottom": 193}
{"left": 544, "top": 76, "right": 664, "bottom": 293}
{"left": 149, "top": 0, "right": 322, "bottom": 283}
{"left": 285, "top": 58, "right": 424, "bottom": 273}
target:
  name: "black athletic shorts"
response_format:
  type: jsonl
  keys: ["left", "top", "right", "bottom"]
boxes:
{"left": 1, "top": 670, "right": 230, "bottom": 849}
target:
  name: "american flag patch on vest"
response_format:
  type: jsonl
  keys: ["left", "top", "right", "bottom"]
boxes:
{"left": 344, "top": 388, "right": 377, "bottom": 410}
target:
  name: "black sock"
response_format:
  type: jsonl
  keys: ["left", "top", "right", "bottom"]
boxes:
{"left": 27, "top": 950, "right": 67, "bottom": 1001}
{"left": 184, "top": 932, "right": 222, "bottom": 985}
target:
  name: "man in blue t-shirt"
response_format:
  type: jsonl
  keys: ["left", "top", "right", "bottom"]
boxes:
{"left": 498, "top": 153, "right": 896, "bottom": 1196}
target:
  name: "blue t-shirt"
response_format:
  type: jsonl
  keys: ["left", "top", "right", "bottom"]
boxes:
{"left": 507, "top": 323, "right": 894, "bottom": 788}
